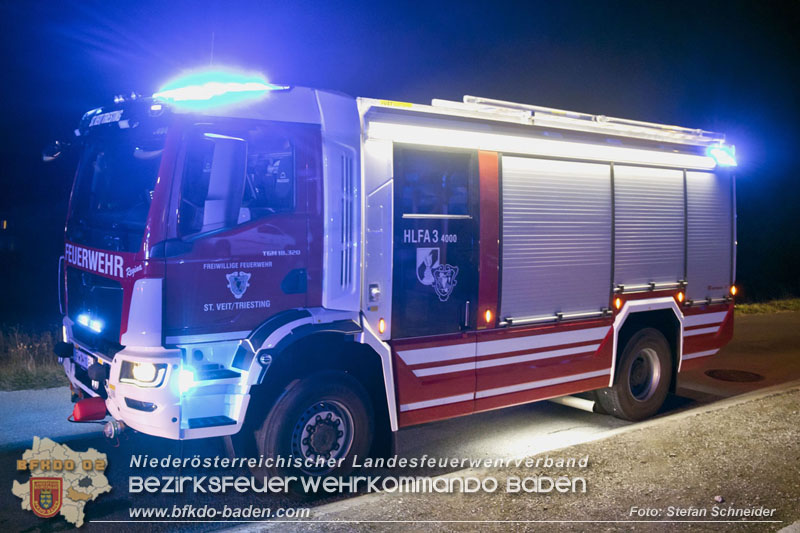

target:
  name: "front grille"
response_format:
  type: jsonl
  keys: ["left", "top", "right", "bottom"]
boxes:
{"left": 66, "top": 267, "right": 124, "bottom": 357}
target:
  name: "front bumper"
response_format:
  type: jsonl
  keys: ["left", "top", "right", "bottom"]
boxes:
{"left": 61, "top": 318, "right": 251, "bottom": 440}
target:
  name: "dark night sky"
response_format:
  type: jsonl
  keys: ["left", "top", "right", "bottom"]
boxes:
{"left": 0, "top": 0, "right": 798, "bottom": 324}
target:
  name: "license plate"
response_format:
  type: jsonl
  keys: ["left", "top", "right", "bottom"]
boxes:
{"left": 73, "top": 349, "right": 94, "bottom": 370}
{"left": 89, "top": 110, "right": 123, "bottom": 127}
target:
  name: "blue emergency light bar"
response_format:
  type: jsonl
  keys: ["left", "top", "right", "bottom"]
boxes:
{"left": 153, "top": 69, "right": 288, "bottom": 110}
{"left": 707, "top": 144, "right": 737, "bottom": 167}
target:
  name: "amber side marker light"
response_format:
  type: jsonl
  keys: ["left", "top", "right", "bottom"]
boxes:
{"left": 677, "top": 291, "right": 685, "bottom": 303}
{"left": 378, "top": 318, "right": 386, "bottom": 334}
{"left": 614, "top": 297, "right": 622, "bottom": 310}
{"left": 484, "top": 309, "right": 493, "bottom": 323}
{"left": 730, "top": 286, "right": 738, "bottom": 296}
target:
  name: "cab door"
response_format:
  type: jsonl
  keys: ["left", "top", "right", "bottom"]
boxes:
{"left": 390, "top": 145, "right": 479, "bottom": 425}
{"left": 162, "top": 121, "right": 321, "bottom": 344}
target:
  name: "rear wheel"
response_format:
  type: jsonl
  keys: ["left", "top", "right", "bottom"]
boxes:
{"left": 596, "top": 328, "right": 671, "bottom": 421}
{"left": 251, "top": 371, "right": 374, "bottom": 493}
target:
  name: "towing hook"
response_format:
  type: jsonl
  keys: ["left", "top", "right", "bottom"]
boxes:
{"left": 103, "top": 419, "right": 126, "bottom": 440}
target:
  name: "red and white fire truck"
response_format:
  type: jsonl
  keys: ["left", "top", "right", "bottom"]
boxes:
{"left": 54, "top": 70, "right": 737, "bottom": 478}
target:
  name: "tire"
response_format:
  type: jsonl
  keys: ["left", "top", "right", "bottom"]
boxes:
{"left": 251, "top": 371, "right": 374, "bottom": 494}
{"left": 588, "top": 390, "right": 610, "bottom": 415}
{"left": 595, "top": 328, "right": 671, "bottom": 421}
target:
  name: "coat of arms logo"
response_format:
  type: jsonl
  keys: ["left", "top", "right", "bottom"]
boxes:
{"left": 415, "top": 247, "right": 459, "bottom": 302}
{"left": 432, "top": 264, "right": 459, "bottom": 302}
{"left": 30, "top": 478, "right": 62, "bottom": 519}
{"left": 226, "top": 271, "right": 251, "bottom": 299}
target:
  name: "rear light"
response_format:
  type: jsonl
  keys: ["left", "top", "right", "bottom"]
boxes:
{"left": 730, "top": 285, "right": 737, "bottom": 296}
{"left": 378, "top": 318, "right": 386, "bottom": 334}
{"left": 677, "top": 291, "right": 685, "bottom": 303}
{"left": 484, "top": 309, "right": 493, "bottom": 324}
{"left": 614, "top": 297, "right": 622, "bottom": 310}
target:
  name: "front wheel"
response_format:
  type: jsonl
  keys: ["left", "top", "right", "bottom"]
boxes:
{"left": 595, "top": 328, "right": 672, "bottom": 421}
{"left": 251, "top": 371, "right": 374, "bottom": 491}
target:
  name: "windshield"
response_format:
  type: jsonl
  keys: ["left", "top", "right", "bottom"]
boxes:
{"left": 67, "top": 121, "right": 166, "bottom": 253}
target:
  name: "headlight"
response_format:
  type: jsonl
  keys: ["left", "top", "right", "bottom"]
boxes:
{"left": 132, "top": 362, "right": 157, "bottom": 382}
{"left": 120, "top": 361, "right": 168, "bottom": 388}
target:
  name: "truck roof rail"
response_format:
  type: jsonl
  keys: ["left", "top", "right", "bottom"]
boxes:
{"left": 426, "top": 95, "right": 726, "bottom": 146}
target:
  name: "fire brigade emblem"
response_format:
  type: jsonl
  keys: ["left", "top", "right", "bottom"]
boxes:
{"left": 416, "top": 248, "right": 440, "bottom": 286}
{"left": 226, "top": 271, "right": 251, "bottom": 299}
{"left": 30, "top": 478, "right": 62, "bottom": 519}
{"left": 432, "top": 264, "right": 459, "bottom": 302}
{"left": 13, "top": 437, "right": 111, "bottom": 527}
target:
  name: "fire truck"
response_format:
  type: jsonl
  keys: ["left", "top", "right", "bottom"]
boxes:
{"left": 53, "top": 70, "right": 737, "bottom": 479}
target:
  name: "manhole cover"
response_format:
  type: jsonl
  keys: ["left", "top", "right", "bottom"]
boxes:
{"left": 704, "top": 369, "right": 764, "bottom": 382}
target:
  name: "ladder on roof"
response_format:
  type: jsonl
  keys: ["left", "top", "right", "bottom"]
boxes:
{"left": 428, "top": 95, "right": 725, "bottom": 146}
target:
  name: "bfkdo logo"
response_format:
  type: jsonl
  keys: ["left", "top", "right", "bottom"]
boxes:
{"left": 30, "top": 478, "right": 63, "bottom": 518}
{"left": 12, "top": 437, "right": 111, "bottom": 527}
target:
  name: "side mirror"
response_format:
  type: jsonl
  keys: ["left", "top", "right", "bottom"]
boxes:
{"left": 42, "top": 140, "right": 67, "bottom": 163}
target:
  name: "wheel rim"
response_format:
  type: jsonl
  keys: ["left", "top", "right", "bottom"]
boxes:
{"left": 627, "top": 347, "right": 661, "bottom": 402}
{"left": 291, "top": 400, "right": 354, "bottom": 474}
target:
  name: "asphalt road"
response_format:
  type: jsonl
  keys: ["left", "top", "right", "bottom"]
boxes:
{"left": 2, "top": 311, "right": 800, "bottom": 531}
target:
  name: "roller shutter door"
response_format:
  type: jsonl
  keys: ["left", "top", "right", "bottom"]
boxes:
{"left": 686, "top": 171, "right": 734, "bottom": 301}
{"left": 500, "top": 156, "right": 611, "bottom": 321}
{"left": 613, "top": 166, "right": 685, "bottom": 288}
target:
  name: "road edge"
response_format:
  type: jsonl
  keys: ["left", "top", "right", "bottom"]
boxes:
{"left": 225, "top": 378, "right": 800, "bottom": 529}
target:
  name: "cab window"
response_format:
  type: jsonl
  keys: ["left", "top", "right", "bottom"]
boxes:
{"left": 242, "top": 130, "right": 295, "bottom": 216}
{"left": 178, "top": 125, "right": 295, "bottom": 237}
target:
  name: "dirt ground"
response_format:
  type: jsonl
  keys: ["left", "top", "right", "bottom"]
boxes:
{"left": 236, "top": 384, "right": 800, "bottom": 532}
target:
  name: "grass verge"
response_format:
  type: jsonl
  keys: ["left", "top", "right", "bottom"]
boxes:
{"left": 736, "top": 297, "right": 800, "bottom": 315}
{"left": 0, "top": 326, "right": 68, "bottom": 391}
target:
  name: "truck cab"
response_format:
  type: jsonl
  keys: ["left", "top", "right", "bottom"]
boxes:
{"left": 59, "top": 81, "right": 368, "bottom": 451}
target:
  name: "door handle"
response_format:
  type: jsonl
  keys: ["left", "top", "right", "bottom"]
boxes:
{"left": 463, "top": 300, "right": 470, "bottom": 329}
